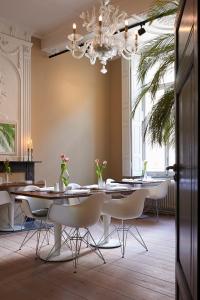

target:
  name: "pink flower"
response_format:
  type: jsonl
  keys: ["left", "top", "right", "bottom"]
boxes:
{"left": 95, "top": 159, "right": 99, "bottom": 164}
{"left": 60, "top": 154, "right": 69, "bottom": 163}
{"left": 103, "top": 161, "right": 107, "bottom": 165}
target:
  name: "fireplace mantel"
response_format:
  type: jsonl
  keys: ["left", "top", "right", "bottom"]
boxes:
{"left": 0, "top": 161, "right": 41, "bottom": 181}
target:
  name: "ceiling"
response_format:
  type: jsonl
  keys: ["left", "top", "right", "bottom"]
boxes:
{"left": 0, "top": 0, "right": 152, "bottom": 38}
{"left": 0, "top": 0, "right": 154, "bottom": 53}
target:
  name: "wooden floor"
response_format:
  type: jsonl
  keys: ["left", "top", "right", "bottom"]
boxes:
{"left": 0, "top": 215, "right": 175, "bottom": 300}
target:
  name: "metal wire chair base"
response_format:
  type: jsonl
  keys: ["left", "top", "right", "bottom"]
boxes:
{"left": 18, "top": 218, "right": 51, "bottom": 256}
{"left": 45, "top": 227, "right": 106, "bottom": 273}
{"left": 98, "top": 220, "right": 148, "bottom": 258}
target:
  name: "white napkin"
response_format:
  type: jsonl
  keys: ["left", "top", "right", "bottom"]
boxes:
{"left": 83, "top": 184, "right": 99, "bottom": 189}
{"left": 106, "top": 185, "right": 129, "bottom": 190}
{"left": 122, "top": 178, "right": 134, "bottom": 182}
{"left": 21, "top": 185, "right": 41, "bottom": 192}
{"left": 39, "top": 187, "right": 54, "bottom": 192}
{"left": 65, "top": 189, "right": 90, "bottom": 195}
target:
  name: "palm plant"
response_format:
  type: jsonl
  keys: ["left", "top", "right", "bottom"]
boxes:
{"left": 132, "top": 0, "right": 179, "bottom": 146}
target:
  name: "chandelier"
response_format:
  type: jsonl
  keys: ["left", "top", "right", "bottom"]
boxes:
{"left": 67, "top": 0, "right": 138, "bottom": 74}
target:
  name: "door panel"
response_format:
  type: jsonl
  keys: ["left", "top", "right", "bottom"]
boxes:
{"left": 175, "top": 0, "right": 198, "bottom": 299}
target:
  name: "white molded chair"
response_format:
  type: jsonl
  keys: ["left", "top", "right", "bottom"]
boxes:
{"left": 48, "top": 192, "right": 108, "bottom": 272}
{"left": 146, "top": 180, "right": 169, "bottom": 220}
{"left": 67, "top": 183, "right": 81, "bottom": 205}
{"left": 102, "top": 189, "right": 149, "bottom": 258}
{"left": 0, "top": 191, "right": 13, "bottom": 230}
{"left": 17, "top": 185, "right": 50, "bottom": 255}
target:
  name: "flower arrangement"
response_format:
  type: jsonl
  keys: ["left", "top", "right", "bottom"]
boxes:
{"left": 142, "top": 160, "right": 148, "bottom": 178}
{"left": 60, "top": 154, "right": 70, "bottom": 187}
{"left": 95, "top": 159, "right": 107, "bottom": 182}
{"left": 3, "top": 159, "right": 11, "bottom": 174}
{"left": 3, "top": 159, "right": 11, "bottom": 183}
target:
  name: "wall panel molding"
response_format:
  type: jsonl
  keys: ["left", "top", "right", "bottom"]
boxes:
{"left": 0, "top": 22, "right": 32, "bottom": 159}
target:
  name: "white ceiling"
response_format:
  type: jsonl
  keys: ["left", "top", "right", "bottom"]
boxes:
{"left": 0, "top": 0, "right": 152, "bottom": 38}
{"left": 0, "top": 0, "right": 154, "bottom": 53}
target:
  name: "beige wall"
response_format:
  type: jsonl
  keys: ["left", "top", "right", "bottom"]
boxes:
{"left": 31, "top": 38, "right": 110, "bottom": 185}
{"left": 109, "top": 59, "right": 122, "bottom": 180}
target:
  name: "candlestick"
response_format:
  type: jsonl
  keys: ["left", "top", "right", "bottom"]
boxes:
{"left": 30, "top": 148, "right": 33, "bottom": 162}
{"left": 27, "top": 148, "right": 30, "bottom": 161}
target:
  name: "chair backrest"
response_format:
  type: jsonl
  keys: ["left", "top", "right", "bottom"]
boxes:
{"left": 148, "top": 180, "right": 169, "bottom": 200}
{"left": 122, "top": 189, "right": 150, "bottom": 219}
{"left": 17, "top": 185, "right": 50, "bottom": 211}
{"left": 49, "top": 192, "right": 108, "bottom": 228}
{"left": 102, "top": 189, "right": 149, "bottom": 220}
{"left": 0, "top": 191, "right": 11, "bottom": 205}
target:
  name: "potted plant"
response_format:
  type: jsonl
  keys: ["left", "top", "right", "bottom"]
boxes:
{"left": 132, "top": 0, "right": 179, "bottom": 146}
{"left": 3, "top": 159, "right": 11, "bottom": 183}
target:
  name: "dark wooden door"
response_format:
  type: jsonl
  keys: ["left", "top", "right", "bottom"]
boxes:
{"left": 175, "top": 0, "right": 198, "bottom": 299}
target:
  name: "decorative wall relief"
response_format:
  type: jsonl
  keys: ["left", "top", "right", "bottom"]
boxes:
{"left": 0, "top": 21, "right": 32, "bottom": 159}
{"left": 0, "top": 70, "right": 7, "bottom": 103}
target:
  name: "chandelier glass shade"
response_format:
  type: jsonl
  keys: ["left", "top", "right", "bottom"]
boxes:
{"left": 67, "top": 0, "right": 138, "bottom": 74}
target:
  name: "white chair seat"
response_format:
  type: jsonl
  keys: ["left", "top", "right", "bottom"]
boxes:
{"left": 102, "top": 189, "right": 149, "bottom": 257}
{"left": 48, "top": 192, "right": 108, "bottom": 272}
{"left": 32, "top": 208, "right": 49, "bottom": 218}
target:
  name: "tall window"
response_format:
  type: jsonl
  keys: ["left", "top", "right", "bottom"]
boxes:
{"left": 131, "top": 57, "right": 175, "bottom": 177}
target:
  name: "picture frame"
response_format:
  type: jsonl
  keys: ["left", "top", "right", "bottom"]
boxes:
{"left": 0, "top": 121, "right": 17, "bottom": 155}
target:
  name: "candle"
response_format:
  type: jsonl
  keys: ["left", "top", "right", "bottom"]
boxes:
{"left": 125, "top": 20, "right": 128, "bottom": 32}
{"left": 73, "top": 23, "right": 76, "bottom": 34}
{"left": 99, "top": 15, "right": 102, "bottom": 27}
{"left": 27, "top": 139, "right": 33, "bottom": 150}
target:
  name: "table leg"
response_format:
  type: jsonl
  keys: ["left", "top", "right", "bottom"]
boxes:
{"left": 90, "top": 214, "right": 121, "bottom": 249}
{"left": 39, "top": 198, "right": 74, "bottom": 262}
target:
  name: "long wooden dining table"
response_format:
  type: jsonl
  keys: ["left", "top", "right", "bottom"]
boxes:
{"left": 11, "top": 187, "right": 138, "bottom": 262}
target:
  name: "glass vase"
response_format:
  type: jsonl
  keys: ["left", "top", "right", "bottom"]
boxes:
{"left": 59, "top": 170, "right": 69, "bottom": 192}
{"left": 5, "top": 173, "right": 9, "bottom": 183}
{"left": 143, "top": 171, "right": 148, "bottom": 181}
{"left": 98, "top": 175, "right": 105, "bottom": 189}
{"left": 59, "top": 176, "right": 65, "bottom": 192}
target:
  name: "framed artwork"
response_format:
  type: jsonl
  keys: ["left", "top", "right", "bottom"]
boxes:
{"left": 0, "top": 122, "right": 17, "bottom": 155}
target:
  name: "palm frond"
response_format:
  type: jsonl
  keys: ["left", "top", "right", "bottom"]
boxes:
{"left": 145, "top": 87, "right": 175, "bottom": 145}
{"left": 131, "top": 0, "right": 178, "bottom": 146}
{"left": 147, "top": 0, "right": 179, "bottom": 23}
{"left": 137, "top": 34, "right": 174, "bottom": 84}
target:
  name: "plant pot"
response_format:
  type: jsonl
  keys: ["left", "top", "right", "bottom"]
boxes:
{"left": 5, "top": 173, "right": 9, "bottom": 183}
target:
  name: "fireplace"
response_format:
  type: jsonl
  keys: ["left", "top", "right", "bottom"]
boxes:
{"left": 0, "top": 161, "right": 41, "bottom": 181}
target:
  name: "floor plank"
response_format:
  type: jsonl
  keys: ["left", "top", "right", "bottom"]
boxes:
{"left": 0, "top": 215, "right": 175, "bottom": 300}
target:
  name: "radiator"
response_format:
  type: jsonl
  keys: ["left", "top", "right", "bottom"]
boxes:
{"left": 145, "top": 180, "right": 176, "bottom": 215}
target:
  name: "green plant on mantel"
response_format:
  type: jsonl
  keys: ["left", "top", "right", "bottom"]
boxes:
{"left": 3, "top": 159, "right": 11, "bottom": 174}
{"left": 132, "top": 0, "right": 179, "bottom": 146}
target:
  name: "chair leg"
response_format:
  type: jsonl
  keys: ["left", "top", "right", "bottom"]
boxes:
{"left": 84, "top": 229, "right": 106, "bottom": 264}
{"left": 129, "top": 225, "right": 148, "bottom": 251}
{"left": 19, "top": 224, "right": 38, "bottom": 250}
{"left": 155, "top": 200, "right": 159, "bottom": 221}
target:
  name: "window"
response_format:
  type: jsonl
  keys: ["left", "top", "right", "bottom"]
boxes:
{"left": 131, "top": 56, "right": 175, "bottom": 177}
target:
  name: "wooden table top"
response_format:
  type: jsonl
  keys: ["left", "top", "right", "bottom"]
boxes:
{"left": 0, "top": 182, "right": 44, "bottom": 191}
{"left": 11, "top": 187, "right": 135, "bottom": 200}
